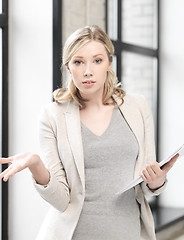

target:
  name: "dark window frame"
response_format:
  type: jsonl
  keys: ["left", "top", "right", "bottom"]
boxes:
{"left": 105, "top": 0, "right": 160, "bottom": 160}
{"left": 52, "top": 0, "right": 160, "bottom": 211}
{"left": 105, "top": 0, "right": 160, "bottom": 211}
{"left": 0, "top": 0, "right": 9, "bottom": 239}
{"left": 105, "top": 0, "right": 184, "bottom": 231}
{"left": 52, "top": 0, "right": 160, "bottom": 177}
{"left": 52, "top": 0, "right": 184, "bottom": 233}
{"left": 53, "top": 0, "right": 63, "bottom": 91}
{"left": 52, "top": 0, "right": 161, "bottom": 223}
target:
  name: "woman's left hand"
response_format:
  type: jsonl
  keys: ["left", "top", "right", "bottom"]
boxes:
{"left": 141, "top": 154, "right": 179, "bottom": 190}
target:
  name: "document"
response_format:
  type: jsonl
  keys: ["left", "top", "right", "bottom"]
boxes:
{"left": 116, "top": 144, "right": 184, "bottom": 195}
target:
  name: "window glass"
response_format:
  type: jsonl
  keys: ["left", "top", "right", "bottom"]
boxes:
{"left": 112, "top": 55, "right": 117, "bottom": 77}
{"left": 0, "top": 0, "right": 2, "bottom": 14}
{"left": 122, "top": 51, "right": 158, "bottom": 119}
{"left": 107, "top": 0, "right": 118, "bottom": 40}
{"left": 0, "top": 28, "right": 2, "bottom": 239}
{"left": 122, "top": 0, "right": 157, "bottom": 49}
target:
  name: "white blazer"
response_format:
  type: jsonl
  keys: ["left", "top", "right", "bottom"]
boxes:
{"left": 34, "top": 94, "right": 166, "bottom": 240}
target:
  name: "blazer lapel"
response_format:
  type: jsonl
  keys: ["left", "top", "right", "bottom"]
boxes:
{"left": 115, "top": 94, "right": 146, "bottom": 178}
{"left": 114, "top": 95, "right": 142, "bottom": 161}
{"left": 64, "top": 95, "right": 143, "bottom": 188}
{"left": 64, "top": 100, "right": 85, "bottom": 190}
{"left": 119, "top": 103, "right": 140, "bottom": 145}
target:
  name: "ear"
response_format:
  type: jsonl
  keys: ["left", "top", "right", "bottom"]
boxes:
{"left": 66, "top": 64, "right": 71, "bottom": 74}
{"left": 108, "top": 62, "right": 112, "bottom": 71}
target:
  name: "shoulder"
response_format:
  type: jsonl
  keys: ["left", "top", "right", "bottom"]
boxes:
{"left": 114, "top": 92, "right": 148, "bottom": 107}
{"left": 123, "top": 93, "right": 151, "bottom": 114}
{"left": 124, "top": 93, "right": 148, "bottom": 105}
{"left": 39, "top": 100, "right": 71, "bottom": 122}
{"left": 117, "top": 93, "right": 153, "bottom": 124}
{"left": 41, "top": 100, "right": 70, "bottom": 114}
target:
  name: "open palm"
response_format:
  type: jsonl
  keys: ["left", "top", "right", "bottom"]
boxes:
{"left": 0, "top": 153, "right": 36, "bottom": 181}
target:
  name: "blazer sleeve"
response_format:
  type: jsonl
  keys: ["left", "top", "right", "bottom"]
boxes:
{"left": 33, "top": 106, "right": 70, "bottom": 212}
{"left": 138, "top": 96, "right": 167, "bottom": 198}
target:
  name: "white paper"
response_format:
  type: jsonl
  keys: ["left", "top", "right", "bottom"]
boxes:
{"left": 116, "top": 144, "right": 184, "bottom": 195}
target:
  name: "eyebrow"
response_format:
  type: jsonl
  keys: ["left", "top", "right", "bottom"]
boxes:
{"left": 72, "top": 54, "right": 104, "bottom": 59}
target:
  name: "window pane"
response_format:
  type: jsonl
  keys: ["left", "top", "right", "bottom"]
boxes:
{"left": 0, "top": 0, "right": 2, "bottom": 14}
{"left": 112, "top": 55, "right": 117, "bottom": 77}
{"left": 0, "top": 28, "right": 2, "bottom": 239}
{"left": 122, "top": 0, "right": 158, "bottom": 49}
{"left": 107, "top": 0, "right": 118, "bottom": 40}
{"left": 122, "top": 51, "right": 158, "bottom": 120}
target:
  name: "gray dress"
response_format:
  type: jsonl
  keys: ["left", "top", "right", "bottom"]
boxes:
{"left": 72, "top": 107, "right": 140, "bottom": 240}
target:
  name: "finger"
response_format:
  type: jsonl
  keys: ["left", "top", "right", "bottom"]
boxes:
{"left": 3, "top": 165, "right": 19, "bottom": 182}
{"left": 141, "top": 170, "right": 151, "bottom": 183}
{"left": 146, "top": 166, "right": 157, "bottom": 178}
{"left": 162, "top": 153, "right": 179, "bottom": 172}
{"left": 170, "top": 153, "right": 179, "bottom": 162}
{"left": 0, "top": 157, "right": 13, "bottom": 164}
{"left": 0, "top": 165, "right": 14, "bottom": 180}
{"left": 141, "top": 163, "right": 162, "bottom": 183}
{"left": 141, "top": 168, "right": 154, "bottom": 183}
{"left": 149, "top": 163, "right": 163, "bottom": 176}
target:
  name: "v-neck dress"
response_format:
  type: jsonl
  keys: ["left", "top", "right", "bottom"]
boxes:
{"left": 72, "top": 107, "right": 140, "bottom": 240}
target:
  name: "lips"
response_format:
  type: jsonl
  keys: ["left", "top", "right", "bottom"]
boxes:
{"left": 82, "top": 80, "right": 96, "bottom": 84}
{"left": 82, "top": 80, "right": 96, "bottom": 87}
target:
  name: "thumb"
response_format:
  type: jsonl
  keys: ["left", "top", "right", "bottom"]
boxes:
{"left": 161, "top": 153, "right": 179, "bottom": 173}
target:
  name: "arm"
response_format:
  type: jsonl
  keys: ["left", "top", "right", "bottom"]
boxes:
{"left": 0, "top": 106, "right": 70, "bottom": 212}
{"left": 0, "top": 152, "right": 49, "bottom": 185}
{"left": 137, "top": 96, "right": 178, "bottom": 197}
{"left": 34, "top": 106, "right": 70, "bottom": 212}
{"left": 141, "top": 154, "right": 178, "bottom": 190}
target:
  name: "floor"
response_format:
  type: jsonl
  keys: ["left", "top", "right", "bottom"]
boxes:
{"left": 174, "top": 236, "right": 184, "bottom": 240}
{"left": 156, "top": 219, "right": 184, "bottom": 240}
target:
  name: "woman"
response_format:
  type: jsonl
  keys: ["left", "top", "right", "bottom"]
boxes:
{"left": 0, "top": 25, "right": 178, "bottom": 240}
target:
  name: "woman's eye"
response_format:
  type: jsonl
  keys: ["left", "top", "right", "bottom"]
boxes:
{"left": 95, "top": 59, "right": 102, "bottom": 64}
{"left": 74, "top": 60, "right": 82, "bottom": 65}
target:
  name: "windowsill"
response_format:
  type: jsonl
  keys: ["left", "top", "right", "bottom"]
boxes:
{"left": 151, "top": 206, "right": 184, "bottom": 232}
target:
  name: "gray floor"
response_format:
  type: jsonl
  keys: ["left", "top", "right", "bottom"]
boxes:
{"left": 156, "top": 219, "right": 184, "bottom": 240}
{"left": 174, "top": 236, "right": 184, "bottom": 240}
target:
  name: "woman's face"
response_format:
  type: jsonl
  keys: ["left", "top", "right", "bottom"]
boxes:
{"left": 67, "top": 40, "right": 112, "bottom": 99}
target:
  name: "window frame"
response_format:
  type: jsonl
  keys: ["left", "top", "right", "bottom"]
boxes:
{"left": 105, "top": 0, "right": 160, "bottom": 159}
{"left": 52, "top": 0, "right": 184, "bottom": 231}
{"left": 105, "top": 0, "right": 160, "bottom": 210}
{"left": 0, "top": 0, "right": 9, "bottom": 239}
{"left": 52, "top": 0, "right": 160, "bottom": 206}
{"left": 53, "top": 0, "right": 63, "bottom": 91}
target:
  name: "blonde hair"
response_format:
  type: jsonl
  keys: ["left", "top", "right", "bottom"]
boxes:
{"left": 53, "top": 25, "right": 126, "bottom": 108}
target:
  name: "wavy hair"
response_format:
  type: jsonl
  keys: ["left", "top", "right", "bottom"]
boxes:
{"left": 53, "top": 25, "right": 126, "bottom": 108}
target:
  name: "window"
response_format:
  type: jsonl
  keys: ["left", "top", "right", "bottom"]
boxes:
{"left": 0, "top": 25, "right": 2, "bottom": 240}
{"left": 53, "top": 0, "right": 62, "bottom": 91}
{"left": 53, "top": 0, "right": 184, "bottom": 231}
{"left": 106, "top": 0, "right": 159, "bottom": 153}
{"left": 106, "top": 0, "right": 159, "bottom": 209}
{"left": 0, "top": 0, "right": 8, "bottom": 239}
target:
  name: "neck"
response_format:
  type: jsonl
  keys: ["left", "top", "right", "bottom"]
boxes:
{"left": 80, "top": 94, "right": 114, "bottom": 111}
{"left": 78, "top": 87, "right": 104, "bottom": 109}
{"left": 85, "top": 98, "right": 104, "bottom": 110}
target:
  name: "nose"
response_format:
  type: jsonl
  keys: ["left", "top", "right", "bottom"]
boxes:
{"left": 84, "top": 63, "right": 93, "bottom": 77}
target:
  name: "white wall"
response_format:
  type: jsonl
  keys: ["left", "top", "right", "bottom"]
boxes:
{"left": 62, "top": 0, "right": 105, "bottom": 43}
{"left": 0, "top": 25, "right": 2, "bottom": 240}
{"left": 9, "top": 1, "right": 52, "bottom": 239}
{"left": 7, "top": 1, "right": 184, "bottom": 239}
{"left": 8, "top": 1, "right": 106, "bottom": 239}
{"left": 159, "top": 0, "right": 184, "bottom": 207}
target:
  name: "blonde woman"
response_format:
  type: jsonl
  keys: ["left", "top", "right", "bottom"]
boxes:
{"left": 0, "top": 25, "right": 178, "bottom": 240}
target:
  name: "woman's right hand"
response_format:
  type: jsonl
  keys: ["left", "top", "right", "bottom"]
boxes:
{"left": 0, "top": 153, "right": 39, "bottom": 181}
{"left": 0, "top": 153, "right": 50, "bottom": 185}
